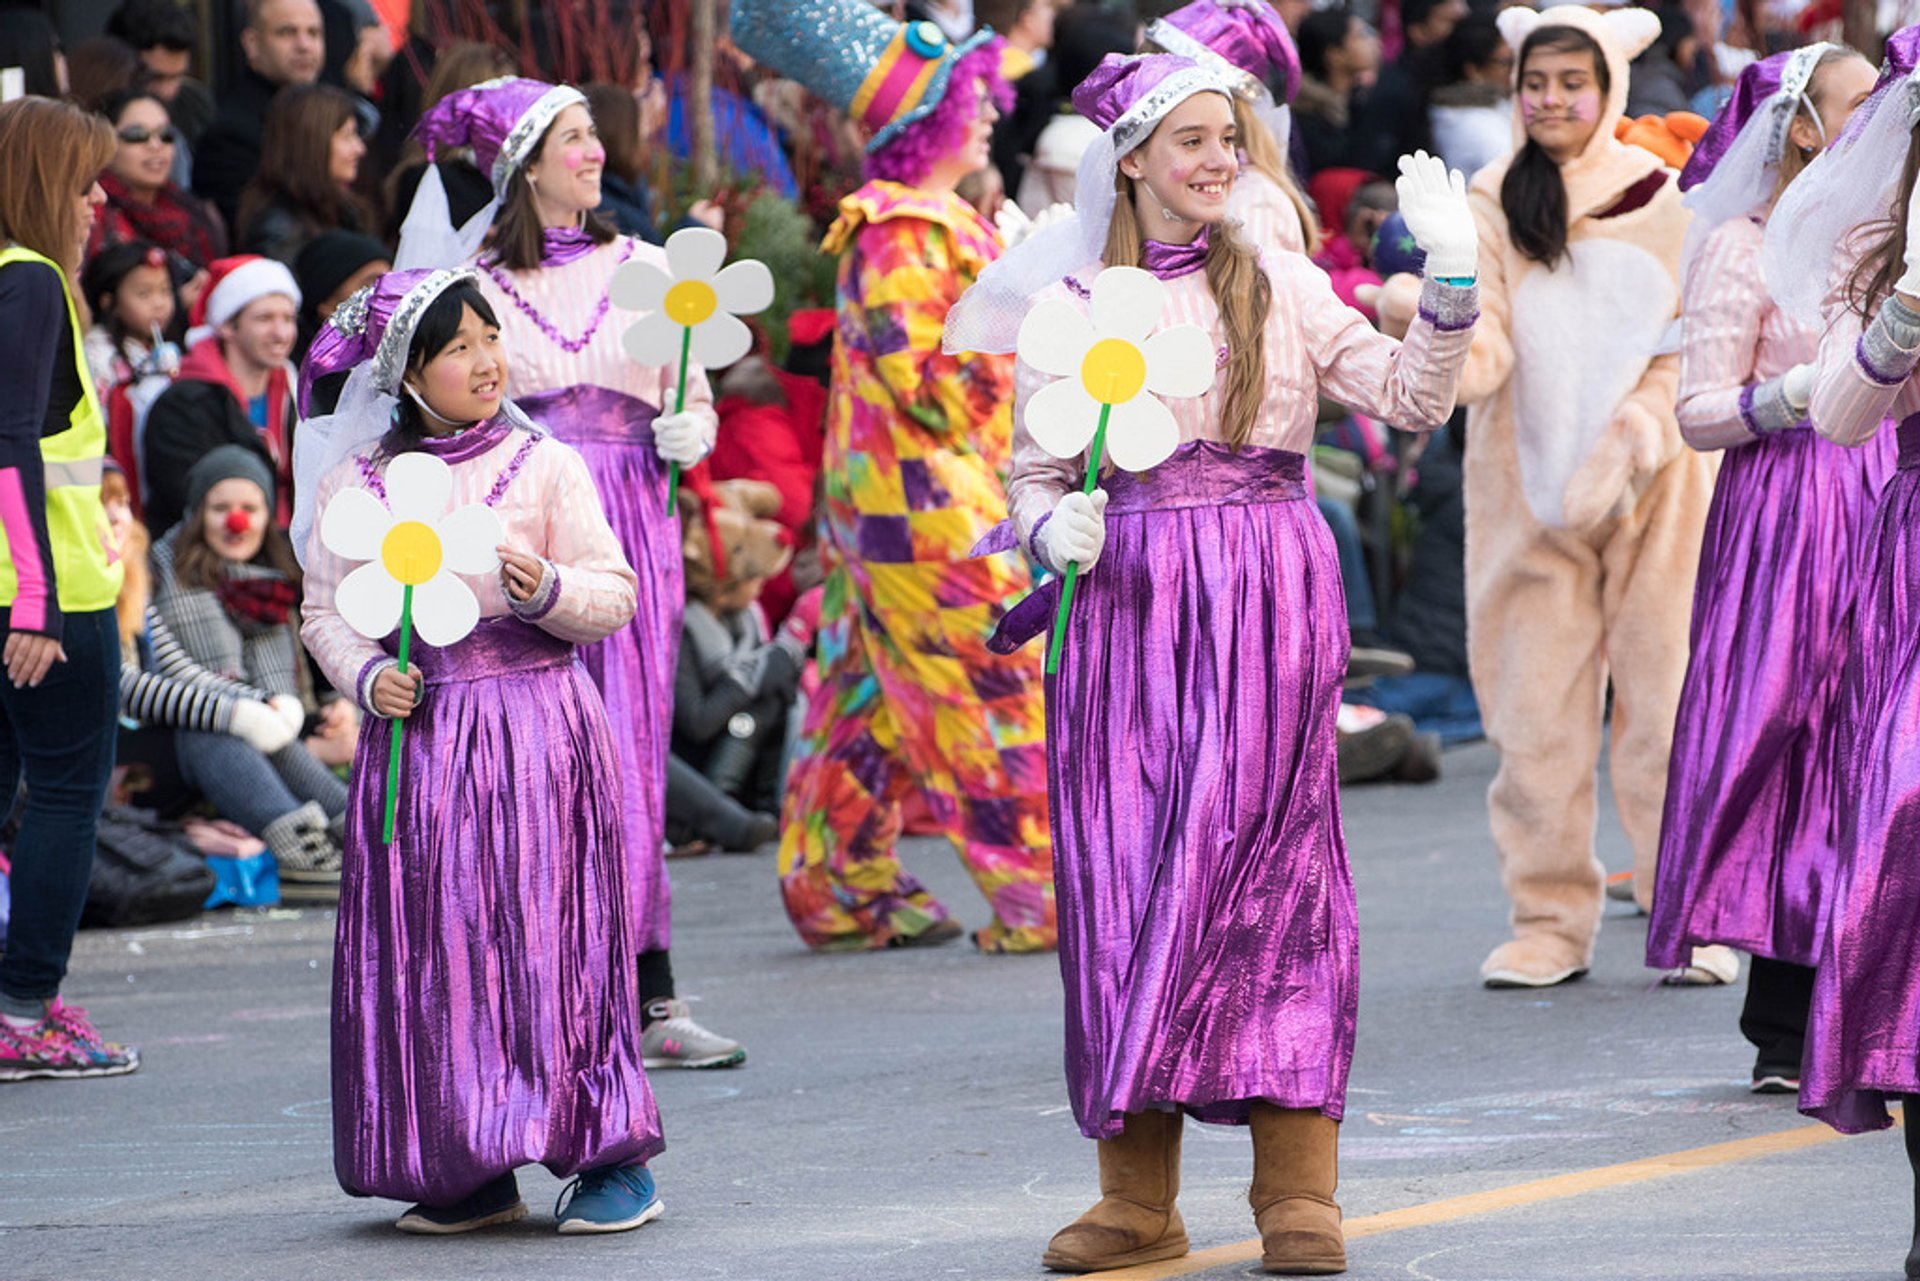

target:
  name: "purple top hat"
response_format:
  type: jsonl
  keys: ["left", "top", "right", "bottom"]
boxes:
{"left": 412, "top": 76, "right": 587, "bottom": 200}
{"left": 298, "top": 267, "right": 478, "bottom": 417}
{"left": 1146, "top": 0, "right": 1301, "bottom": 106}
{"left": 1680, "top": 45, "right": 1833, "bottom": 190}
{"left": 1071, "top": 52, "right": 1232, "bottom": 155}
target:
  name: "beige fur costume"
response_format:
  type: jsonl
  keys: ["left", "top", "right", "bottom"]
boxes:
{"left": 1450, "top": 6, "right": 1714, "bottom": 984}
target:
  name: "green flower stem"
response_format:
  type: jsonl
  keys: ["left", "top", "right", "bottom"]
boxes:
{"left": 381, "top": 584, "right": 413, "bottom": 846}
{"left": 1045, "top": 403, "right": 1111, "bottom": 677}
{"left": 666, "top": 325, "right": 691, "bottom": 517}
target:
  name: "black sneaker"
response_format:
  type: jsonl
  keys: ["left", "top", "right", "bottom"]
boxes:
{"left": 887, "top": 918, "right": 964, "bottom": 948}
{"left": 1751, "top": 1064, "right": 1801, "bottom": 1095}
{"left": 1347, "top": 630, "right": 1415, "bottom": 680}
{"left": 395, "top": 1172, "right": 528, "bottom": 1234}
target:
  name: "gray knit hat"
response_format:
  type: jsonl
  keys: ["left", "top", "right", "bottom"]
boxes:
{"left": 185, "top": 444, "right": 276, "bottom": 520}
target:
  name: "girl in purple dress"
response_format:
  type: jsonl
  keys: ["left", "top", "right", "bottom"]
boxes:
{"left": 296, "top": 267, "right": 665, "bottom": 1236}
{"left": 949, "top": 52, "right": 1479, "bottom": 1274}
{"left": 1763, "top": 25, "right": 1920, "bottom": 1277}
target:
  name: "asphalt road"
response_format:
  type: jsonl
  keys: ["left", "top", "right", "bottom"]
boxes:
{"left": 1, "top": 741, "right": 1909, "bottom": 1281}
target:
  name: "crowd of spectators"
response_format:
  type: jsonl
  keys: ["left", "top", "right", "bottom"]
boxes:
{"left": 0, "top": 0, "right": 1825, "bottom": 921}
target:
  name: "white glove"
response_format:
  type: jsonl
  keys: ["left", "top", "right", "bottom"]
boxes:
{"left": 268, "top": 693, "right": 306, "bottom": 738}
{"left": 1395, "top": 150, "right": 1476, "bottom": 281}
{"left": 993, "top": 201, "right": 1033, "bottom": 247}
{"left": 1781, "top": 362, "right": 1815, "bottom": 416}
{"left": 231, "top": 699, "right": 297, "bottom": 754}
{"left": 1039, "top": 490, "right": 1109, "bottom": 576}
{"left": 1900, "top": 175, "right": 1920, "bottom": 297}
{"left": 654, "top": 410, "right": 716, "bottom": 467}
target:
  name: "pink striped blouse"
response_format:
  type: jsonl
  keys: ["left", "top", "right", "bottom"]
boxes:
{"left": 1678, "top": 215, "right": 1817, "bottom": 450}
{"left": 1006, "top": 256, "right": 1475, "bottom": 542}
{"left": 302, "top": 429, "right": 638, "bottom": 714}
{"left": 475, "top": 238, "right": 717, "bottom": 424}
{"left": 1808, "top": 240, "right": 1920, "bottom": 448}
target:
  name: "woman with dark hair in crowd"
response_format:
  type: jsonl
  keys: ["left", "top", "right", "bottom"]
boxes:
{"left": 89, "top": 88, "right": 227, "bottom": 283}
{"left": 236, "top": 83, "right": 372, "bottom": 266}
{"left": 1293, "top": 6, "right": 1378, "bottom": 175}
{"left": 297, "top": 267, "right": 661, "bottom": 1233}
{"left": 0, "top": 96, "right": 135, "bottom": 1083}
{"left": 0, "top": 7, "right": 64, "bottom": 99}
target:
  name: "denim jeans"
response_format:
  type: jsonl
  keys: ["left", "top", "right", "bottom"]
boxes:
{"left": 0, "top": 608, "right": 121, "bottom": 1002}
{"left": 1315, "top": 495, "right": 1377, "bottom": 633}
{"left": 174, "top": 731, "right": 347, "bottom": 835}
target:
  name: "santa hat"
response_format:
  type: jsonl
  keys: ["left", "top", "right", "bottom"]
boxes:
{"left": 192, "top": 256, "right": 302, "bottom": 333}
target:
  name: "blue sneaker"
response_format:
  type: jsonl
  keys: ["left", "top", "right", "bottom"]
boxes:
{"left": 554, "top": 1163, "right": 664, "bottom": 1235}
{"left": 395, "top": 1172, "right": 527, "bottom": 1234}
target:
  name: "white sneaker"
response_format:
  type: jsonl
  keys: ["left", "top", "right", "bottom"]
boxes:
{"left": 640, "top": 999, "right": 746, "bottom": 1069}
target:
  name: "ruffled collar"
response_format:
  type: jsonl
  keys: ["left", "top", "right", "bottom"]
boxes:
{"left": 542, "top": 223, "right": 601, "bottom": 267}
{"left": 410, "top": 413, "right": 512, "bottom": 463}
{"left": 1141, "top": 228, "right": 1208, "bottom": 280}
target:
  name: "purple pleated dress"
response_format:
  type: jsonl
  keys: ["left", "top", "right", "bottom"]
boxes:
{"left": 332, "top": 619, "right": 663, "bottom": 1202}
{"left": 519, "top": 385, "right": 681, "bottom": 955}
{"left": 1802, "top": 416, "right": 1920, "bottom": 1133}
{"left": 997, "top": 442, "right": 1357, "bottom": 1141}
{"left": 1646, "top": 426, "right": 1895, "bottom": 969}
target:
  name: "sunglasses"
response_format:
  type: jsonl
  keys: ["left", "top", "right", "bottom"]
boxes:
{"left": 117, "top": 125, "right": 179, "bottom": 146}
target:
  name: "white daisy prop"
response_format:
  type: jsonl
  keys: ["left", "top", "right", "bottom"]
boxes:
{"left": 609, "top": 225, "right": 774, "bottom": 516}
{"left": 1014, "top": 265, "right": 1215, "bottom": 673}
{"left": 319, "top": 452, "right": 503, "bottom": 843}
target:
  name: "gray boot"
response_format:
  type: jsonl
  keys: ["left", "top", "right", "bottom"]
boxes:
{"left": 262, "top": 801, "right": 341, "bottom": 902}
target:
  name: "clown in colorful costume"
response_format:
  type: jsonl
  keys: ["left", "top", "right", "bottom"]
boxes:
{"left": 731, "top": 0, "right": 1054, "bottom": 953}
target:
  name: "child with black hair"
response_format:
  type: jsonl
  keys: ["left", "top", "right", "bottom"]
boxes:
{"left": 296, "top": 268, "right": 664, "bottom": 1235}
{"left": 80, "top": 240, "right": 180, "bottom": 399}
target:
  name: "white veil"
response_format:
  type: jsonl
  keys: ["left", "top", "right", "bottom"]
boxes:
{"left": 1764, "top": 69, "right": 1920, "bottom": 325}
{"left": 393, "top": 163, "right": 500, "bottom": 272}
{"left": 942, "top": 130, "right": 1120, "bottom": 354}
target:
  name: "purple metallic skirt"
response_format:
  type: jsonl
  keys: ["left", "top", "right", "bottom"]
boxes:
{"left": 332, "top": 618, "right": 662, "bottom": 1203}
{"left": 1803, "top": 417, "right": 1920, "bottom": 1133}
{"left": 1001, "top": 442, "right": 1357, "bottom": 1141}
{"left": 1646, "top": 426, "right": 1895, "bottom": 969}
{"left": 521, "top": 385, "right": 680, "bottom": 954}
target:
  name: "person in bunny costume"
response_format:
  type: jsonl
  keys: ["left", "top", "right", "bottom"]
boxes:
{"left": 1381, "top": 3, "right": 1713, "bottom": 989}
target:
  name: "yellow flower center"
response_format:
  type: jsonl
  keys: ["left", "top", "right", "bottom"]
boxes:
{"left": 1080, "top": 337, "right": 1147, "bottom": 405}
{"left": 664, "top": 279, "right": 719, "bottom": 327}
{"left": 380, "top": 521, "right": 443, "bottom": 586}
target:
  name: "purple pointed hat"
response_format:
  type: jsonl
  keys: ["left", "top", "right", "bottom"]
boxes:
{"left": 412, "top": 76, "right": 587, "bottom": 200}
{"left": 297, "top": 267, "right": 478, "bottom": 416}
{"left": 1071, "top": 52, "right": 1233, "bottom": 155}
{"left": 1679, "top": 45, "right": 1834, "bottom": 190}
{"left": 1146, "top": 0, "right": 1301, "bottom": 106}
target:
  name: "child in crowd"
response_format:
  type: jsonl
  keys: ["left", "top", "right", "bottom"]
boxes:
{"left": 297, "top": 267, "right": 663, "bottom": 1235}
{"left": 148, "top": 446, "right": 343, "bottom": 900}
{"left": 81, "top": 241, "right": 181, "bottom": 399}
{"left": 671, "top": 478, "right": 806, "bottom": 853}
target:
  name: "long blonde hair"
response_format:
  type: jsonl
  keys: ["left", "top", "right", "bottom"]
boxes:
{"left": 1234, "top": 97, "right": 1322, "bottom": 256}
{"left": 1103, "top": 176, "right": 1272, "bottom": 448}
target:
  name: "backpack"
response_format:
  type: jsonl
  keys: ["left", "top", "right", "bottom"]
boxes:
{"left": 84, "top": 805, "right": 216, "bottom": 929}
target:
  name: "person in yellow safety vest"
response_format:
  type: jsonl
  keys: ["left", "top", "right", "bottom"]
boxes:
{"left": 0, "top": 97, "right": 140, "bottom": 1084}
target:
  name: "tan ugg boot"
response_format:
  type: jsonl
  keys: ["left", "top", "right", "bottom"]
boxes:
{"left": 1041, "top": 1109, "right": 1189, "bottom": 1273}
{"left": 1249, "top": 1104, "right": 1347, "bottom": 1275}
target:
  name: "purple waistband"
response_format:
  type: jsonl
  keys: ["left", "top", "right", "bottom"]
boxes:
{"left": 385, "top": 616, "right": 575, "bottom": 684}
{"left": 1899, "top": 413, "right": 1920, "bottom": 470}
{"left": 1099, "top": 442, "right": 1308, "bottom": 513}
{"left": 517, "top": 384, "right": 659, "bottom": 447}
